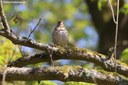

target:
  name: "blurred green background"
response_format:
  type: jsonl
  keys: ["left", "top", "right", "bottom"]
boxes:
{"left": 0, "top": 0, "right": 128, "bottom": 85}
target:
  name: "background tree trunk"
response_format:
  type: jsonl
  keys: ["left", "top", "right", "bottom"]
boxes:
{"left": 85, "top": 0, "right": 128, "bottom": 58}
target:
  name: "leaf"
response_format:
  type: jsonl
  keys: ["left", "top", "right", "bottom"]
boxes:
{"left": 0, "top": 37, "right": 21, "bottom": 69}
{"left": 120, "top": 48, "right": 128, "bottom": 64}
{"left": 40, "top": 81, "right": 57, "bottom": 85}
{"left": 120, "top": 4, "right": 128, "bottom": 14}
{"left": 98, "top": 0, "right": 107, "bottom": 11}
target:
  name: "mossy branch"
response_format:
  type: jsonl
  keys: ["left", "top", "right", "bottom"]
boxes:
{"left": 8, "top": 48, "right": 128, "bottom": 78}
{"left": 0, "top": 66, "right": 128, "bottom": 85}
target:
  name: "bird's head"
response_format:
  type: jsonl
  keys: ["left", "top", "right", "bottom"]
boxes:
{"left": 56, "top": 20, "right": 65, "bottom": 30}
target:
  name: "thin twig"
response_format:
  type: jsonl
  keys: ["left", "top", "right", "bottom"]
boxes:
{"left": 2, "top": 65, "right": 7, "bottom": 85}
{"left": 107, "top": 0, "right": 117, "bottom": 23}
{"left": 107, "top": 0, "right": 119, "bottom": 72}
{"left": 0, "top": 0, "right": 10, "bottom": 31}
{"left": 19, "top": 18, "right": 41, "bottom": 57}
{"left": 114, "top": 0, "right": 119, "bottom": 59}
{"left": 28, "top": 18, "right": 41, "bottom": 38}
{"left": 107, "top": 0, "right": 119, "bottom": 60}
{"left": 0, "top": 1, "right": 9, "bottom": 85}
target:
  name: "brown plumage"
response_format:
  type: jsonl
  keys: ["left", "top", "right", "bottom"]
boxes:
{"left": 52, "top": 20, "right": 69, "bottom": 47}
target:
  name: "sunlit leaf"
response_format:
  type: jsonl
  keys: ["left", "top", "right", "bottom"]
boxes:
{"left": 120, "top": 48, "right": 128, "bottom": 64}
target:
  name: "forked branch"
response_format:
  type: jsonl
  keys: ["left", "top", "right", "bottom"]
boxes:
{"left": 0, "top": 0, "right": 10, "bottom": 31}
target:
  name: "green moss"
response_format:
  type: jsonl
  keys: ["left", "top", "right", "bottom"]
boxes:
{"left": 116, "top": 60, "right": 128, "bottom": 67}
{"left": 97, "top": 69, "right": 119, "bottom": 77}
{"left": 57, "top": 65, "right": 82, "bottom": 73}
{"left": 65, "top": 81, "right": 94, "bottom": 85}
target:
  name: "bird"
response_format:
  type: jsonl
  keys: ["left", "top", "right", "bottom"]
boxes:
{"left": 52, "top": 20, "right": 69, "bottom": 47}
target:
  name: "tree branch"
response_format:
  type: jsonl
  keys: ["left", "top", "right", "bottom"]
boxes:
{"left": 0, "top": 29, "right": 58, "bottom": 51}
{"left": 0, "top": 0, "right": 57, "bottom": 52}
{"left": 0, "top": 0, "right": 10, "bottom": 31}
{"left": 8, "top": 48, "right": 108, "bottom": 67}
{"left": 0, "top": 66, "right": 128, "bottom": 85}
{"left": 8, "top": 48, "right": 128, "bottom": 78}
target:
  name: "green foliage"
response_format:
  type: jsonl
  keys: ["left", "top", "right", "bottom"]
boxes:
{"left": 65, "top": 82, "right": 94, "bottom": 85}
{"left": 40, "top": 81, "right": 57, "bottom": 85}
{"left": 3, "top": 0, "right": 90, "bottom": 45}
{"left": 120, "top": 4, "right": 128, "bottom": 14}
{"left": 25, "top": 81, "right": 56, "bottom": 85}
{"left": 0, "top": 37, "right": 21, "bottom": 69}
{"left": 98, "top": 0, "right": 107, "bottom": 11}
{"left": 120, "top": 48, "right": 128, "bottom": 64}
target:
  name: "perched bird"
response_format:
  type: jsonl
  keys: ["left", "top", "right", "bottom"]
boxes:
{"left": 52, "top": 20, "right": 69, "bottom": 47}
